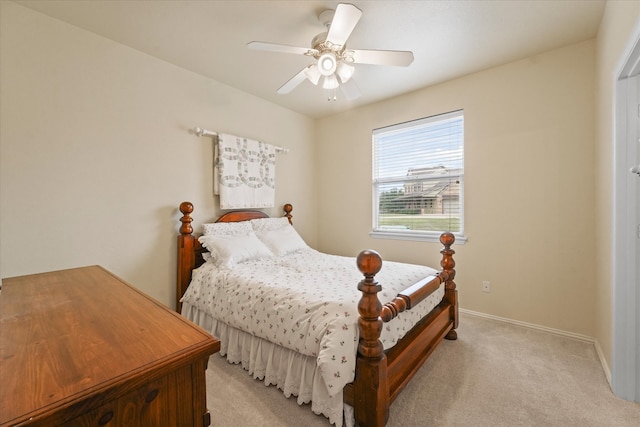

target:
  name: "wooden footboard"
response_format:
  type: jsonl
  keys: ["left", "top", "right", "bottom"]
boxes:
{"left": 344, "top": 233, "right": 458, "bottom": 427}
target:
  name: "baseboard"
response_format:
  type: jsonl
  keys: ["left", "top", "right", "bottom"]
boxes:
{"left": 459, "top": 308, "right": 613, "bottom": 386}
{"left": 593, "top": 339, "right": 612, "bottom": 386}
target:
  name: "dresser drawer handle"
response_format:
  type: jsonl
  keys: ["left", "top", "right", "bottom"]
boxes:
{"left": 98, "top": 410, "right": 114, "bottom": 425}
{"left": 145, "top": 388, "right": 159, "bottom": 403}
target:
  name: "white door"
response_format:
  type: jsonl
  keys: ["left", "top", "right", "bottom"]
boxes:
{"left": 628, "top": 74, "right": 640, "bottom": 304}
{"left": 636, "top": 73, "right": 640, "bottom": 286}
{"left": 613, "top": 44, "right": 640, "bottom": 403}
{"left": 633, "top": 75, "right": 640, "bottom": 402}
{"left": 635, "top": 73, "right": 640, "bottom": 309}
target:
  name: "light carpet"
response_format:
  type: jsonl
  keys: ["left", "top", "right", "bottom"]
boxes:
{"left": 206, "top": 312, "right": 640, "bottom": 426}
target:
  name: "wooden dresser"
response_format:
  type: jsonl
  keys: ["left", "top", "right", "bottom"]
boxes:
{"left": 0, "top": 265, "right": 220, "bottom": 427}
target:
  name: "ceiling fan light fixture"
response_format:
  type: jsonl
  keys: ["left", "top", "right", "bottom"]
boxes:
{"left": 322, "top": 74, "right": 339, "bottom": 90}
{"left": 304, "top": 64, "right": 321, "bottom": 85}
{"left": 318, "top": 52, "right": 337, "bottom": 76}
{"left": 336, "top": 61, "right": 355, "bottom": 83}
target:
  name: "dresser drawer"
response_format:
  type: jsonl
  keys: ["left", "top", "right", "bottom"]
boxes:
{"left": 61, "top": 365, "right": 195, "bottom": 427}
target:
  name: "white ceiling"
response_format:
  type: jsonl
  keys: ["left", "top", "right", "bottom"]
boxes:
{"left": 15, "top": 0, "right": 606, "bottom": 119}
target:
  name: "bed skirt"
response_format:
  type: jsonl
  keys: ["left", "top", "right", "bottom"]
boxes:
{"left": 182, "top": 302, "right": 353, "bottom": 427}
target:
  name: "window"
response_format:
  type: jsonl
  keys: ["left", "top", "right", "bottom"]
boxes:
{"left": 371, "top": 110, "right": 465, "bottom": 243}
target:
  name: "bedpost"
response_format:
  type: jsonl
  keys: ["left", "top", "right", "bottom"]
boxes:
{"left": 440, "top": 232, "right": 458, "bottom": 340}
{"left": 284, "top": 203, "right": 293, "bottom": 224}
{"left": 177, "top": 201, "right": 196, "bottom": 313}
{"left": 354, "top": 250, "right": 389, "bottom": 427}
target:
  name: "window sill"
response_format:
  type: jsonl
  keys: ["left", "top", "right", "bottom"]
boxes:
{"left": 369, "top": 230, "right": 467, "bottom": 244}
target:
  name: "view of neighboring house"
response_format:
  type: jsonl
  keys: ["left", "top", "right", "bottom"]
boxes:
{"left": 394, "top": 166, "right": 461, "bottom": 216}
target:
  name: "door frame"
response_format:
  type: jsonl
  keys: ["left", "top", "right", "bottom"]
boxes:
{"left": 612, "top": 20, "right": 640, "bottom": 402}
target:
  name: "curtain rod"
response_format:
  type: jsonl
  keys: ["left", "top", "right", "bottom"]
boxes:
{"left": 192, "top": 127, "right": 289, "bottom": 154}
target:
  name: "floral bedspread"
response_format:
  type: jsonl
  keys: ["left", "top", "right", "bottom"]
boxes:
{"left": 181, "top": 248, "right": 443, "bottom": 396}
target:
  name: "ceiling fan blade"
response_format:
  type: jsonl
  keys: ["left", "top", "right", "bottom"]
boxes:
{"left": 277, "top": 67, "right": 310, "bottom": 94}
{"left": 350, "top": 49, "right": 414, "bottom": 67}
{"left": 339, "top": 78, "right": 361, "bottom": 100}
{"left": 247, "top": 41, "right": 316, "bottom": 56}
{"left": 326, "top": 3, "right": 362, "bottom": 47}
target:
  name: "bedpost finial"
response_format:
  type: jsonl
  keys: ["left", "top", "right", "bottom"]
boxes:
{"left": 179, "top": 201, "right": 194, "bottom": 235}
{"left": 357, "top": 250, "right": 382, "bottom": 278}
{"left": 440, "top": 231, "right": 455, "bottom": 248}
{"left": 179, "top": 201, "right": 193, "bottom": 215}
{"left": 283, "top": 203, "right": 293, "bottom": 224}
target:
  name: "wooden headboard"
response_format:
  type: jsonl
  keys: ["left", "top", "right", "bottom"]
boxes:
{"left": 176, "top": 201, "right": 293, "bottom": 312}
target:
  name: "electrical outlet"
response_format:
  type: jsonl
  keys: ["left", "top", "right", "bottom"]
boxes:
{"left": 482, "top": 280, "right": 490, "bottom": 293}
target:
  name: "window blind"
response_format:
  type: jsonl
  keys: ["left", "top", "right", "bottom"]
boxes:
{"left": 372, "top": 110, "right": 464, "bottom": 240}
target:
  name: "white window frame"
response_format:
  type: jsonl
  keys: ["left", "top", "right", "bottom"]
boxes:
{"left": 370, "top": 110, "right": 467, "bottom": 243}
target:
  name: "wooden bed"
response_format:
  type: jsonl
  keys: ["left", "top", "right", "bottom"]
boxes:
{"left": 176, "top": 201, "right": 458, "bottom": 427}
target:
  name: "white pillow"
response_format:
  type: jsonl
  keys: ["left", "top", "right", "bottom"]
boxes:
{"left": 250, "top": 217, "right": 290, "bottom": 232}
{"left": 256, "top": 225, "right": 308, "bottom": 257}
{"left": 202, "top": 221, "right": 252, "bottom": 236}
{"left": 198, "top": 232, "right": 273, "bottom": 267}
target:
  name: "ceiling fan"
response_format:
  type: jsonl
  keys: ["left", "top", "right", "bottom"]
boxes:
{"left": 247, "top": 3, "right": 414, "bottom": 100}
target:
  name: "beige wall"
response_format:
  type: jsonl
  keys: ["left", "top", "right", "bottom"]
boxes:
{"left": 0, "top": 2, "right": 317, "bottom": 308}
{"left": 594, "top": 1, "right": 640, "bottom": 371}
{"left": 316, "top": 40, "right": 597, "bottom": 337}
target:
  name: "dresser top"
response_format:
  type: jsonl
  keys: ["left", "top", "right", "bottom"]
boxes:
{"left": 0, "top": 265, "right": 219, "bottom": 426}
